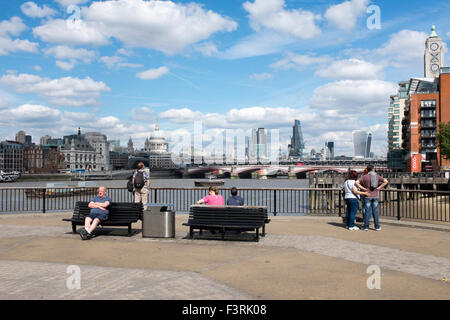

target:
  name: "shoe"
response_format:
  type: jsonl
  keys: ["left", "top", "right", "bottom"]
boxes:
{"left": 363, "top": 228, "right": 369, "bottom": 231}
{"left": 349, "top": 226, "right": 360, "bottom": 231}
{"left": 79, "top": 229, "right": 88, "bottom": 240}
{"left": 375, "top": 227, "right": 381, "bottom": 231}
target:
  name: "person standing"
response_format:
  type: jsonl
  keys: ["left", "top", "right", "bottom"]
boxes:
{"left": 133, "top": 162, "right": 150, "bottom": 205}
{"left": 343, "top": 171, "right": 370, "bottom": 230}
{"left": 355, "top": 165, "right": 389, "bottom": 231}
{"left": 80, "top": 186, "right": 111, "bottom": 240}
{"left": 197, "top": 186, "right": 224, "bottom": 205}
{"left": 226, "top": 187, "right": 244, "bottom": 206}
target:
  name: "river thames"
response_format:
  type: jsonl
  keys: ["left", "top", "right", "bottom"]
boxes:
{"left": 5, "top": 178, "right": 310, "bottom": 189}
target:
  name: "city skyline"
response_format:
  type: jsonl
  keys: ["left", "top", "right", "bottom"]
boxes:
{"left": 1, "top": 0, "right": 450, "bottom": 157}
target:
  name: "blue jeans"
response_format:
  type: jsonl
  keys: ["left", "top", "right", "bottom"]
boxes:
{"left": 364, "top": 198, "right": 380, "bottom": 229}
{"left": 345, "top": 198, "right": 359, "bottom": 228}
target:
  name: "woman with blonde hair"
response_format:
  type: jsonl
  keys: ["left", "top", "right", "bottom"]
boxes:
{"left": 197, "top": 186, "right": 224, "bottom": 205}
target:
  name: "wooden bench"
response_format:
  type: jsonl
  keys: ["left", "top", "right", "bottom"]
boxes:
{"left": 63, "top": 201, "right": 143, "bottom": 236}
{"left": 183, "top": 205, "right": 270, "bottom": 241}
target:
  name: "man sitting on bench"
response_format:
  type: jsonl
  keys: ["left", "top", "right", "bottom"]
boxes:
{"left": 226, "top": 187, "right": 244, "bottom": 206}
{"left": 79, "top": 186, "right": 111, "bottom": 240}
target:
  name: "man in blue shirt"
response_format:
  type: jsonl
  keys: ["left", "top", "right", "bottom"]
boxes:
{"left": 80, "top": 186, "right": 111, "bottom": 240}
{"left": 226, "top": 187, "right": 244, "bottom": 206}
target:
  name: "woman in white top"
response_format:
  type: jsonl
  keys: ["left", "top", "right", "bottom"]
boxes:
{"left": 344, "top": 170, "right": 370, "bottom": 230}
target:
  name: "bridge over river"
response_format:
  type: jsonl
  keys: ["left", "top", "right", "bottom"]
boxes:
{"left": 182, "top": 164, "right": 385, "bottom": 179}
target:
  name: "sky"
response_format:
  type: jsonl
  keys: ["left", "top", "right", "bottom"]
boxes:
{"left": 0, "top": 0, "right": 449, "bottom": 158}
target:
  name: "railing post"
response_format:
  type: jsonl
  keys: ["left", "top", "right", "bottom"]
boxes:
{"left": 397, "top": 190, "right": 401, "bottom": 221}
{"left": 338, "top": 190, "right": 342, "bottom": 217}
{"left": 42, "top": 188, "right": 46, "bottom": 214}
{"left": 154, "top": 188, "right": 157, "bottom": 203}
{"left": 273, "top": 190, "right": 277, "bottom": 216}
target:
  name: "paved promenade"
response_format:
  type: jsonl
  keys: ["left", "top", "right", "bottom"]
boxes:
{"left": 0, "top": 212, "right": 449, "bottom": 300}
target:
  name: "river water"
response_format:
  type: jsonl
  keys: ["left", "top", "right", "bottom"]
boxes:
{"left": 5, "top": 178, "right": 309, "bottom": 188}
{"left": 1, "top": 178, "right": 315, "bottom": 215}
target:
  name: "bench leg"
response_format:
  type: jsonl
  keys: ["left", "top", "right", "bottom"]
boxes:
{"left": 128, "top": 224, "right": 132, "bottom": 236}
{"left": 255, "top": 228, "right": 259, "bottom": 242}
{"left": 261, "top": 225, "right": 266, "bottom": 237}
{"left": 72, "top": 223, "right": 77, "bottom": 234}
{"left": 189, "top": 226, "right": 193, "bottom": 238}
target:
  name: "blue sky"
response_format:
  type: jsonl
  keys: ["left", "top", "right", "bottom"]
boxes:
{"left": 0, "top": 0, "right": 449, "bottom": 157}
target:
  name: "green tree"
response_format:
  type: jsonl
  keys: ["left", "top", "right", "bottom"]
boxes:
{"left": 436, "top": 122, "right": 450, "bottom": 160}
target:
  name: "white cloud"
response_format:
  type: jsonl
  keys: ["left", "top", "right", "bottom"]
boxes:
{"left": 221, "top": 30, "right": 294, "bottom": 60}
{"left": 159, "top": 108, "right": 203, "bottom": 124}
{"left": 309, "top": 80, "right": 397, "bottom": 116}
{"left": 44, "top": 45, "right": 96, "bottom": 70}
{"left": 53, "top": 0, "right": 90, "bottom": 6}
{"left": 194, "top": 42, "right": 219, "bottom": 57}
{"left": 0, "top": 73, "right": 110, "bottom": 107}
{"left": 250, "top": 72, "right": 272, "bottom": 80}
{"left": 315, "top": 58, "right": 385, "bottom": 80}
{"left": 44, "top": 45, "right": 96, "bottom": 63}
{"left": 21, "top": 2, "right": 57, "bottom": 18}
{"left": 35, "top": 1, "right": 237, "bottom": 54}
{"left": 0, "top": 17, "right": 39, "bottom": 56}
{"left": 0, "top": 17, "right": 27, "bottom": 37}
{"left": 116, "top": 48, "right": 133, "bottom": 57}
{"left": 131, "top": 107, "right": 154, "bottom": 122}
{"left": 82, "top": 0, "right": 237, "bottom": 54}
{"left": 243, "top": 0, "right": 321, "bottom": 39}
{"left": 270, "top": 52, "right": 332, "bottom": 70}
{"left": 375, "top": 29, "right": 428, "bottom": 68}
{"left": 100, "top": 56, "right": 143, "bottom": 69}
{"left": 55, "top": 60, "right": 75, "bottom": 71}
{"left": 325, "top": 0, "right": 369, "bottom": 31}
{"left": 33, "top": 19, "right": 110, "bottom": 46}
{"left": 136, "top": 67, "right": 170, "bottom": 80}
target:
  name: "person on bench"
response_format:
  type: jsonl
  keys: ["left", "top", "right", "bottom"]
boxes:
{"left": 197, "top": 186, "right": 224, "bottom": 206}
{"left": 79, "top": 186, "right": 111, "bottom": 240}
{"left": 226, "top": 187, "right": 244, "bottom": 206}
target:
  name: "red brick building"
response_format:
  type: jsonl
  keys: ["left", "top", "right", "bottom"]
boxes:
{"left": 403, "top": 69, "right": 450, "bottom": 172}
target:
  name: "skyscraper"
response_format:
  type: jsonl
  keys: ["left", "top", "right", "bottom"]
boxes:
{"left": 353, "top": 130, "right": 372, "bottom": 159}
{"left": 248, "top": 128, "right": 267, "bottom": 163}
{"left": 289, "top": 120, "right": 305, "bottom": 159}
{"left": 325, "top": 141, "right": 334, "bottom": 160}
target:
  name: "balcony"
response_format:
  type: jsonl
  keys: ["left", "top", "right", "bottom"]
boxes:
{"left": 420, "top": 101, "right": 436, "bottom": 109}
{"left": 421, "top": 130, "right": 436, "bottom": 138}
{"left": 420, "top": 111, "right": 436, "bottom": 119}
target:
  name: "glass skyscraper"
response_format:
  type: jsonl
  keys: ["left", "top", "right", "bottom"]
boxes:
{"left": 353, "top": 130, "right": 372, "bottom": 158}
{"left": 289, "top": 120, "right": 305, "bottom": 159}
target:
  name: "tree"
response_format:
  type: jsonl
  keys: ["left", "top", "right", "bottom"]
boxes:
{"left": 436, "top": 122, "right": 450, "bottom": 160}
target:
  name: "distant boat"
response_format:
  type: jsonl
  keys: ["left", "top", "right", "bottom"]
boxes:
{"left": 25, "top": 181, "right": 97, "bottom": 198}
{"left": 194, "top": 177, "right": 225, "bottom": 187}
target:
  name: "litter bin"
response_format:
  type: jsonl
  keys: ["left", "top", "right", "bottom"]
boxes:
{"left": 142, "top": 203, "right": 175, "bottom": 238}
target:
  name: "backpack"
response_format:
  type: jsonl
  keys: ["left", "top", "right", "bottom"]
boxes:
{"left": 126, "top": 176, "right": 134, "bottom": 192}
{"left": 369, "top": 172, "right": 378, "bottom": 191}
{"left": 133, "top": 171, "right": 145, "bottom": 189}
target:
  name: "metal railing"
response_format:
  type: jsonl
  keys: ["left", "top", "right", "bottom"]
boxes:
{"left": 0, "top": 187, "right": 449, "bottom": 223}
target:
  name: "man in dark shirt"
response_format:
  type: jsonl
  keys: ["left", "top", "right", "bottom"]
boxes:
{"left": 80, "top": 186, "right": 111, "bottom": 240}
{"left": 226, "top": 187, "right": 244, "bottom": 206}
